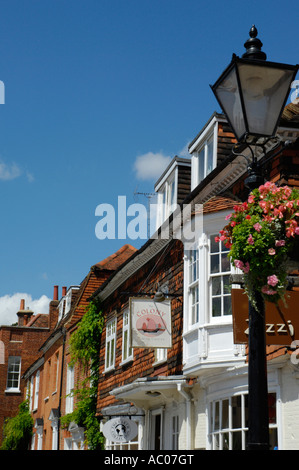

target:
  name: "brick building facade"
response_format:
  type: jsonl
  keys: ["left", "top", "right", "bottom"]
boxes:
{"left": 0, "top": 299, "right": 52, "bottom": 446}
{"left": 22, "top": 245, "right": 136, "bottom": 450}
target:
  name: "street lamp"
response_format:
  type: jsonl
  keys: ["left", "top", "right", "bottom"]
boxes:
{"left": 211, "top": 26, "right": 298, "bottom": 450}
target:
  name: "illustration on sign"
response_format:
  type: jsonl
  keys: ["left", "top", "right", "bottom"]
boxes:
{"left": 102, "top": 417, "right": 138, "bottom": 443}
{"left": 130, "top": 297, "right": 172, "bottom": 348}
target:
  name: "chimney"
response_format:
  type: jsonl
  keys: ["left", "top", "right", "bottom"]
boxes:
{"left": 49, "top": 285, "right": 60, "bottom": 330}
{"left": 17, "top": 299, "right": 34, "bottom": 326}
{"left": 62, "top": 286, "right": 67, "bottom": 297}
{"left": 53, "top": 285, "right": 59, "bottom": 301}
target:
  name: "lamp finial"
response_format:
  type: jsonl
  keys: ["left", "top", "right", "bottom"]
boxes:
{"left": 242, "top": 25, "right": 267, "bottom": 60}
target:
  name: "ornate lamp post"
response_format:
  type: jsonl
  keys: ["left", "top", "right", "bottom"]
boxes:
{"left": 211, "top": 26, "right": 298, "bottom": 450}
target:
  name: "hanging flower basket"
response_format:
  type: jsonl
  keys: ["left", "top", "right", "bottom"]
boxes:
{"left": 216, "top": 181, "right": 299, "bottom": 307}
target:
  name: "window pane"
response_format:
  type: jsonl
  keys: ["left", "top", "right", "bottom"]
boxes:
{"left": 232, "top": 396, "right": 241, "bottom": 429}
{"left": 212, "top": 277, "right": 221, "bottom": 295}
{"left": 207, "top": 137, "right": 214, "bottom": 175}
{"left": 210, "top": 237, "right": 219, "bottom": 253}
{"left": 211, "top": 254, "right": 219, "bottom": 273}
{"left": 198, "top": 148, "right": 205, "bottom": 182}
{"left": 232, "top": 431, "right": 242, "bottom": 450}
{"left": 222, "top": 399, "right": 229, "bottom": 429}
{"left": 221, "top": 253, "right": 230, "bottom": 272}
{"left": 223, "top": 295, "right": 232, "bottom": 315}
{"left": 214, "top": 402, "right": 220, "bottom": 431}
{"left": 191, "top": 287, "right": 199, "bottom": 324}
{"left": 212, "top": 297, "right": 221, "bottom": 317}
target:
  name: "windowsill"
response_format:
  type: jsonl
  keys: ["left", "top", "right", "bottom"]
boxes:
{"left": 153, "top": 358, "right": 167, "bottom": 367}
{"left": 104, "top": 366, "right": 115, "bottom": 374}
{"left": 119, "top": 357, "right": 133, "bottom": 367}
{"left": 5, "top": 388, "right": 21, "bottom": 394}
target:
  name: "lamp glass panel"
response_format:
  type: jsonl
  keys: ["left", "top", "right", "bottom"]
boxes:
{"left": 238, "top": 63, "right": 295, "bottom": 136}
{"left": 213, "top": 66, "right": 246, "bottom": 140}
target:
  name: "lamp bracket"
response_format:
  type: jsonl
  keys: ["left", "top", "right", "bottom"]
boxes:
{"left": 231, "top": 134, "right": 285, "bottom": 190}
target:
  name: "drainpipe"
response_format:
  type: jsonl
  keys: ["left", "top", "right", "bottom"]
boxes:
{"left": 57, "top": 327, "right": 67, "bottom": 450}
{"left": 177, "top": 384, "right": 192, "bottom": 450}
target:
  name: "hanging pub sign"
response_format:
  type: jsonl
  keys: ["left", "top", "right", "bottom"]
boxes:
{"left": 231, "top": 288, "right": 299, "bottom": 345}
{"left": 130, "top": 297, "right": 172, "bottom": 349}
{"left": 102, "top": 417, "right": 138, "bottom": 443}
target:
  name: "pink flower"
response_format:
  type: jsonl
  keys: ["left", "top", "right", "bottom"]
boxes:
{"left": 261, "top": 286, "right": 277, "bottom": 295}
{"left": 243, "top": 262, "right": 250, "bottom": 274}
{"left": 267, "top": 275, "right": 279, "bottom": 287}
{"left": 268, "top": 248, "right": 276, "bottom": 255}
{"left": 248, "top": 234, "right": 254, "bottom": 245}
{"left": 253, "top": 223, "right": 262, "bottom": 232}
{"left": 248, "top": 195, "right": 255, "bottom": 204}
{"left": 225, "top": 213, "right": 232, "bottom": 221}
{"left": 275, "top": 240, "right": 285, "bottom": 247}
{"left": 234, "top": 260, "right": 244, "bottom": 270}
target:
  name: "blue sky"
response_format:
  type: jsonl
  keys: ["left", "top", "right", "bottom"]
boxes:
{"left": 0, "top": 0, "right": 298, "bottom": 323}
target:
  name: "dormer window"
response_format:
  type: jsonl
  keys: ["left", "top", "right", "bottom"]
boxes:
{"left": 197, "top": 134, "right": 214, "bottom": 183}
{"left": 159, "top": 175, "right": 176, "bottom": 223}
{"left": 189, "top": 113, "right": 228, "bottom": 190}
{"left": 64, "top": 286, "right": 80, "bottom": 316}
{"left": 154, "top": 157, "right": 191, "bottom": 229}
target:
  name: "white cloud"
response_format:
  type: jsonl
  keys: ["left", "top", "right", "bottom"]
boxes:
{"left": 0, "top": 293, "right": 51, "bottom": 326}
{"left": 133, "top": 152, "right": 172, "bottom": 181}
{"left": 0, "top": 161, "right": 22, "bottom": 181}
{"left": 178, "top": 142, "right": 191, "bottom": 158}
{"left": 26, "top": 171, "right": 35, "bottom": 183}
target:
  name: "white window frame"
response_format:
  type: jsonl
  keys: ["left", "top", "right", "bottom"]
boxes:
{"left": 190, "top": 117, "right": 219, "bottom": 190}
{"left": 6, "top": 356, "right": 21, "bottom": 392}
{"left": 33, "top": 371, "right": 40, "bottom": 410}
{"left": 65, "top": 364, "right": 74, "bottom": 414}
{"left": 105, "top": 316, "right": 117, "bottom": 372}
{"left": 188, "top": 248, "right": 199, "bottom": 326}
{"left": 121, "top": 309, "right": 133, "bottom": 364}
{"left": 207, "top": 391, "right": 278, "bottom": 450}
{"left": 209, "top": 234, "right": 232, "bottom": 322}
{"left": 156, "top": 169, "right": 178, "bottom": 228}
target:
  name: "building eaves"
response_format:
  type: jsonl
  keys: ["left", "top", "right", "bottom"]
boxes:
{"left": 39, "top": 326, "right": 65, "bottom": 353}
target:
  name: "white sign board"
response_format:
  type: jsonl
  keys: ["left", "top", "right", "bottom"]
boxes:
{"left": 102, "top": 417, "right": 138, "bottom": 442}
{"left": 130, "top": 297, "right": 172, "bottom": 349}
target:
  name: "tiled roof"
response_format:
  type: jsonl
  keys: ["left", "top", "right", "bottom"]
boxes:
{"left": 203, "top": 195, "right": 239, "bottom": 214}
{"left": 92, "top": 244, "right": 137, "bottom": 271}
{"left": 64, "top": 244, "right": 137, "bottom": 329}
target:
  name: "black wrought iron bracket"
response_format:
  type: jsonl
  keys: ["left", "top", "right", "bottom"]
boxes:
{"left": 232, "top": 134, "right": 293, "bottom": 190}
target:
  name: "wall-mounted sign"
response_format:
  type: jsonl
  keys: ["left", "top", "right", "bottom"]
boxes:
{"left": 102, "top": 417, "right": 138, "bottom": 443}
{"left": 130, "top": 297, "right": 172, "bottom": 348}
{"left": 232, "top": 289, "right": 299, "bottom": 345}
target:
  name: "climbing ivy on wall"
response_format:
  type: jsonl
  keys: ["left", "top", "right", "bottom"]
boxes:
{"left": 61, "top": 300, "right": 105, "bottom": 450}
{"left": 1, "top": 400, "right": 33, "bottom": 450}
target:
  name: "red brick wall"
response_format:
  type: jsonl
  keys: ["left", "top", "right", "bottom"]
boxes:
{"left": 96, "top": 239, "right": 184, "bottom": 414}
{"left": 0, "top": 326, "right": 50, "bottom": 446}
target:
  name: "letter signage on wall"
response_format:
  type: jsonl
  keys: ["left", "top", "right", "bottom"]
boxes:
{"left": 231, "top": 288, "right": 299, "bottom": 345}
{"left": 130, "top": 297, "right": 172, "bottom": 348}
